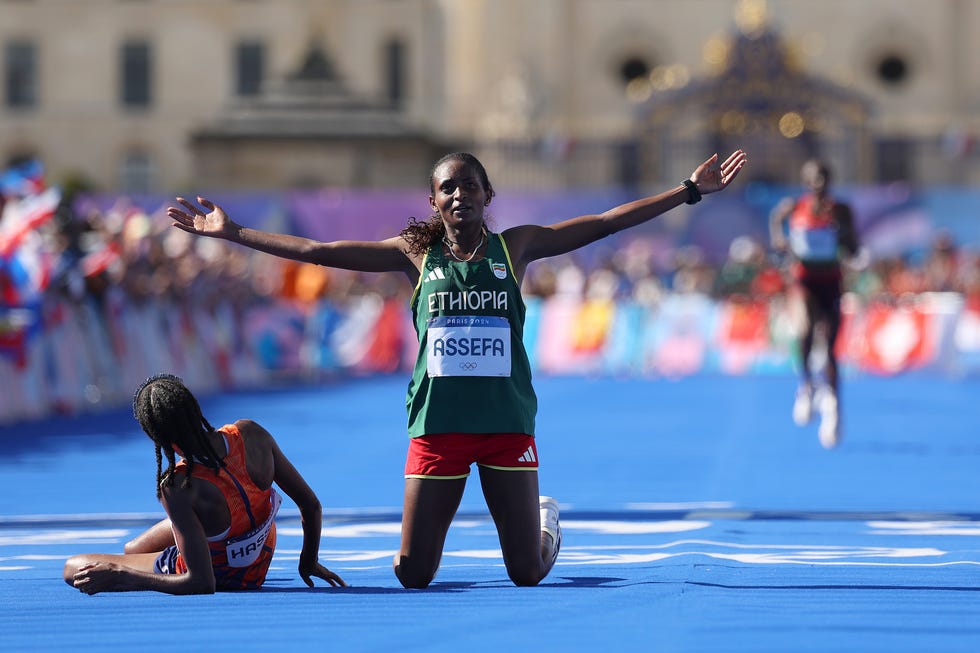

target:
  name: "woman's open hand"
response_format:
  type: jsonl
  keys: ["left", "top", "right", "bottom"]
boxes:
{"left": 691, "top": 149, "right": 747, "bottom": 195}
{"left": 300, "top": 560, "right": 348, "bottom": 588}
{"left": 168, "top": 197, "right": 237, "bottom": 239}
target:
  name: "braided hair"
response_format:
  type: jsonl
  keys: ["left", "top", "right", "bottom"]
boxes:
{"left": 132, "top": 373, "right": 225, "bottom": 499}
{"left": 399, "top": 152, "right": 496, "bottom": 257}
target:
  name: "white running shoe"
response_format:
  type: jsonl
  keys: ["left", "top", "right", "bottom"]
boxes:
{"left": 539, "top": 495, "right": 561, "bottom": 565}
{"left": 793, "top": 384, "right": 814, "bottom": 426}
{"left": 817, "top": 388, "right": 840, "bottom": 449}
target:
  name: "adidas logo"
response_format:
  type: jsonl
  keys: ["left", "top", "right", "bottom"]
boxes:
{"left": 517, "top": 446, "right": 536, "bottom": 463}
{"left": 423, "top": 267, "right": 446, "bottom": 282}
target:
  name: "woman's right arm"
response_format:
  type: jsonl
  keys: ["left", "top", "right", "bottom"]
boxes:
{"left": 69, "top": 489, "right": 216, "bottom": 595}
{"left": 168, "top": 196, "right": 417, "bottom": 274}
{"left": 239, "top": 420, "right": 347, "bottom": 588}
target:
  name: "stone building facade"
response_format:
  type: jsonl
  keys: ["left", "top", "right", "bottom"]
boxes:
{"left": 1, "top": 0, "right": 978, "bottom": 192}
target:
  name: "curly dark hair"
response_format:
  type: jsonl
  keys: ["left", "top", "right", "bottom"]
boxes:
{"left": 399, "top": 152, "right": 495, "bottom": 257}
{"left": 132, "top": 373, "right": 224, "bottom": 499}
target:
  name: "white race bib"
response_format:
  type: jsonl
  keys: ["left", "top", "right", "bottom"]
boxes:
{"left": 224, "top": 489, "right": 281, "bottom": 568}
{"left": 427, "top": 315, "right": 511, "bottom": 377}
{"left": 789, "top": 225, "right": 839, "bottom": 262}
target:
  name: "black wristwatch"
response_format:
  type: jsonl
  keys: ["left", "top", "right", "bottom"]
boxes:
{"left": 682, "top": 179, "right": 702, "bottom": 205}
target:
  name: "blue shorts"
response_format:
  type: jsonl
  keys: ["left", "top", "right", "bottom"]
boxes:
{"left": 154, "top": 545, "right": 180, "bottom": 574}
{"left": 151, "top": 540, "right": 275, "bottom": 589}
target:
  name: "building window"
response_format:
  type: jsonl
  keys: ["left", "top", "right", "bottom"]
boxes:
{"left": 119, "top": 150, "right": 154, "bottom": 194}
{"left": 120, "top": 40, "right": 152, "bottom": 108}
{"left": 235, "top": 40, "right": 264, "bottom": 96}
{"left": 384, "top": 38, "right": 406, "bottom": 108}
{"left": 619, "top": 57, "right": 650, "bottom": 85}
{"left": 5, "top": 41, "right": 38, "bottom": 109}
{"left": 618, "top": 55, "right": 657, "bottom": 103}
{"left": 875, "top": 53, "right": 910, "bottom": 86}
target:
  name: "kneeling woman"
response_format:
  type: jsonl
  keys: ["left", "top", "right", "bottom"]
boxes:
{"left": 64, "top": 374, "right": 346, "bottom": 594}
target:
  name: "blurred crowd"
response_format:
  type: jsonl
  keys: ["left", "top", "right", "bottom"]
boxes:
{"left": 521, "top": 230, "right": 980, "bottom": 308}
{"left": 1, "top": 161, "right": 979, "bottom": 422}
{"left": 13, "top": 193, "right": 979, "bottom": 324}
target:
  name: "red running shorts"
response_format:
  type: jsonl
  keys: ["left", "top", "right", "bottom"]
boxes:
{"left": 405, "top": 433, "right": 538, "bottom": 479}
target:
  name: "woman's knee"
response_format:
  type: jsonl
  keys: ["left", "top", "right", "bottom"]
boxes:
{"left": 504, "top": 557, "right": 544, "bottom": 587}
{"left": 509, "top": 572, "right": 541, "bottom": 587}
{"left": 63, "top": 555, "right": 88, "bottom": 583}
{"left": 393, "top": 555, "right": 437, "bottom": 589}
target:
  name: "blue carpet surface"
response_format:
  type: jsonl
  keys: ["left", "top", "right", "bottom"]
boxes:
{"left": 2, "top": 374, "right": 979, "bottom": 652}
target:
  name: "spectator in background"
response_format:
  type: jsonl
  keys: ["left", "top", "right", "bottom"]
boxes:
{"left": 716, "top": 235, "right": 767, "bottom": 298}
{"left": 671, "top": 245, "right": 716, "bottom": 295}
{"left": 923, "top": 232, "right": 960, "bottom": 293}
{"left": 770, "top": 159, "right": 859, "bottom": 449}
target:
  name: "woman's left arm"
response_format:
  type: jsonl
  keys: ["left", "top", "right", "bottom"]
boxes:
{"left": 507, "top": 150, "right": 747, "bottom": 266}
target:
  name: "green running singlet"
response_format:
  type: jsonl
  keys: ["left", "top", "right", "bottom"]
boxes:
{"left": 406, "top": 231, "right": 537, "bottom": 437}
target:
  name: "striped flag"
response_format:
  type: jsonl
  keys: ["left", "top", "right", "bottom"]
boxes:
{"left": 0, "top": 187, "right": 62, "bottom": 258}
{"left": 0, "top": 159, "right": 46, "bottom": 199}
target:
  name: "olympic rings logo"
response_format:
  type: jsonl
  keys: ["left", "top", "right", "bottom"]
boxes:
{"left": 459, "top": 362, "right": 479, "bottom": 371}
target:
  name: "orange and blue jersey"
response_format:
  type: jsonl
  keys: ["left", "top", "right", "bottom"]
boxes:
{"left": 787, "top": 194, "right": 842, "bottom": 282}
{"left": 171, "top": 423, "right": 278, "bottom": 590}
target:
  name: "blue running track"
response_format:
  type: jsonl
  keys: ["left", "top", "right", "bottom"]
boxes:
{"left": 2, "top": 374, "right": 979, "bottom": 652}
